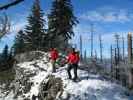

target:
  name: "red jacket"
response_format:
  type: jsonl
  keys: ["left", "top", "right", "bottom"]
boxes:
{"left": 50, "top": 49, "right": 58, "bottom": 61}
{"left": 75, "top": 53, "right": 80, "bottom": 63}
{"left": 67, "top": 52, "right": 79, "bottom": 64}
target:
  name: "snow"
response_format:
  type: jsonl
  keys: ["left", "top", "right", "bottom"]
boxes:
{"left": 54, "top": 68, "right": 132, "bottom": 100}
{"left": 0, "top": 92, "right": 23, "bottom": 100}
{"left": 0, "top": 52, "right": 133, "bottom": 100}
{"left": 29, "top": 72, "right": 48, "bottom": 97}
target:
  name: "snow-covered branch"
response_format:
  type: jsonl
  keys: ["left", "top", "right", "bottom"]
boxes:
{"left": 0, "top": 14, "right": 10, "bottom": 39}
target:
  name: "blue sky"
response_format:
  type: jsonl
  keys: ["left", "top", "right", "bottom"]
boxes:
{"left": 0, "top": 0, "right": 133, "bottom": 58}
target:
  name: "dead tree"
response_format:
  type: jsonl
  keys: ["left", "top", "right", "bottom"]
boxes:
{"left": 114, "top": 48, "right": 118, "bottom": 66}
{"left": 114, "top": 34, "right": 122, "bottom": 81}
{"left": 122, "top": 36, "right": 125, "bottom": 62}
{"left": 84, "top": 50, "right": 87, "bottom": 62}
{"left": 94, "top": 49, "right": 97, "bottom": 60}
{"left": 0, "top": 14, "right": 10, "bottom": 39}
{"left": 127, "top": 32, "right": 133, "bottom": 64}
{"left": 110, "top": 45, "right": 113, "bottom": 74}
{"left": 80, "top": 35, "right": 83, "bottom": 60}
{"left": 99, "top": 34, "right": 103, "bottom": 63}
{"left": 114, "top": 47, "right": 119, "bottom": 80}
{"left": 114, "top": 34, "right": 120, "bottom": 65}
{"left": 0, "top": 0, "right": 24, "bottom": 10}
{"left": 90, "top": 23, "right": 94, "bottom": 58}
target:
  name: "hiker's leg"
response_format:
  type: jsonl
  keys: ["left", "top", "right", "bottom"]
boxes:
{"left": 52, "top": 60, "right": 56, "bottom": 72}
{"left": 73, "top": 64, "right": 78, "bottom": 80}
{"left": 67, "top": 64, "right": 72, "bottom": 79}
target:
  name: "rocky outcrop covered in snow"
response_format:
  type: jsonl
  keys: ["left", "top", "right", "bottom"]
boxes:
{"left": 0, "top": 51, "right": 133, "bottom": 100}
{"left": 39, "top": 75, "right": 63, "bottom": 100}
{"left": 11, "top": 51, "right": 64, "bottom": 100}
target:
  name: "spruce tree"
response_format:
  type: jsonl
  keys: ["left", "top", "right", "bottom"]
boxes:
{"left": 1, "top": 44, "right": 9, "bottom": 61}
{"left": 48, "top": 0, "right": 78, "bottom": 50}
{"left": 24, "top": 0, "right": 46, "bottom": 51}
{"left": 13, "top": 30, "right": 25, "bottom": 54}
{"left": 0, "top": 45, "right": 15, "bottom": 71}
{"left": 0, "top": 45, "right": 9, "bottom": 71}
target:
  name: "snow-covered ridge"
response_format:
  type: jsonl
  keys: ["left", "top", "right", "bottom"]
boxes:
{"left": 0, "top": 52, "right": 133, "bottom": 100}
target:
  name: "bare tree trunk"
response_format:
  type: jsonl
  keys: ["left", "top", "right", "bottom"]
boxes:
{"left": 114, "top": 48, "right": 117, "bottom": 66}
{"left": 128, "top": 32, "right": 133, "bottom": 64}
{"left": 99, "top": 34, "right": 103, "bottom": 63}
{"left": 122, "top": 36, "right": 125, "bottom": 62}
{"left": 95, "top": 49, "right": 97, "bottom": 60}
{"left": 110, "top": 45, "right": 113, "bottom": 76}
{"left": 90, "top": 23, "right": 94, "bottom": 59}
{"left": 84, "top": 50, "right": 87, "bottom": 62}
{"left": 114, "top": 34, "right": 120, "bottom": 65}
{"left": 80, "top": 35, "right": 83, "bottom": 60}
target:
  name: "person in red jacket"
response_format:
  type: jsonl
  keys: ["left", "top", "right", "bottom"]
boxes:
{"left": 74, "top": 50, "right": 80, "bottom": 80}
{"left": 75, "top": 51, "right": 80, "bottom": 64}
{"left": 67, "top": 48, "right": 80, "bottom": 81}
{"left": 50, "top": 48, "right": 59, "bottom": 72}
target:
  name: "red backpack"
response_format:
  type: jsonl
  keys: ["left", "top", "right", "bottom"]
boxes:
{"left": 67, "top": 53, "right": 77, "bottom": 64}
{"left": 50, "top": 49, "right": 58, "bottom": 60}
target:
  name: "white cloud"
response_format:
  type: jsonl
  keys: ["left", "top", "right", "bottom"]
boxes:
{"left": 10, "top": 21, "right": 26, "bottom": 33}
{"left": 80, "top": 7, "right": 133, "bottom": 23}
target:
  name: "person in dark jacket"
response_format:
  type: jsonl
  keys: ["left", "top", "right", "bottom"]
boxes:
{"left": 67, "top": 48, "right": 80, "bottom": 81}
{"left": 50, "top": 48, "right": 59, "bottom": 72}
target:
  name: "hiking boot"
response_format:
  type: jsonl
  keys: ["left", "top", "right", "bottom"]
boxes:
{"left": 73, "top": 77, "right": 77, "bottom": 81}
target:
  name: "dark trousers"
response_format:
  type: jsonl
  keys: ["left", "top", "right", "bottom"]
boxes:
{"left": 51, "top": 60, "right": 56, "bottom": 72}
{"left": 67, "top": 63, "right": 78, "bottom": 79}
